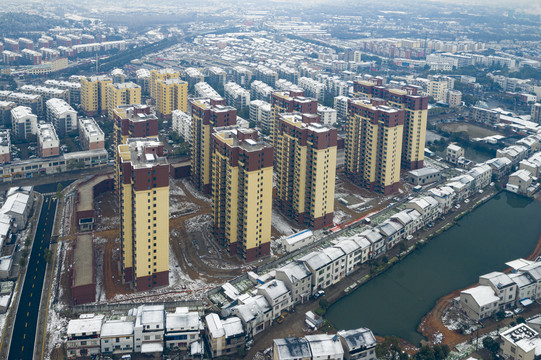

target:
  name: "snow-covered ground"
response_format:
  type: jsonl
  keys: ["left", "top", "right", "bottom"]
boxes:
{"left": 442, "top": 304, "right": 477, "bottom": 334}
{"left": 169, "top": 179, "right": 186, "bottom": 196}
{"left": 333, "top": 209, "right": 349, "bottom": 225}
{"left": 181, "top": 178, "right": 210, "bottom": 203}
{"left": 271, "top": 208, "right": 299, "bottom": 236}
{"left": 169, "top": 199, "right": 198, "bottom": 218}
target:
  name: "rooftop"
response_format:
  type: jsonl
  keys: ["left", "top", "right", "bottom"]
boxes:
{"left": 274, "top": 337, "right": 312, "bottom": 360}
{"left": 73, "top": 233, "right": 94, "bottom": 288}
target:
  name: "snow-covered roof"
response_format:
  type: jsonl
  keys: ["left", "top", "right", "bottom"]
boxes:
{"left": 136, "top": 305, "right": 164, "bottom": 327}
{"left": 276, "top": 262, "right": 311, "bottom": 283}
{"left": 338, "top": 327, "right": 377, "bottom": 351}
{"left": 506, "top": 258, "right": 533, "bottom": 270}
{"left": 359, "top": 228, "right": 383, "bottom": 244}
{"left": 222, "top": 316, "right": 244, "bottom": 338}
{"left": 333, "top": 239, "right": 360, "bottom": 255}
{"left": 274, "top": 337, "right": 312, "bottom": 359}
{"left": 205, "top": 313, "right": 224, "bottom": 338}
{"left": 377, "top": 220, "right": 403, "bottom": 237}
{"left": 350, "top": 234, "right": 372, "bottom": 250}
{"left": 234, "top": 295, "right": 271, "bottom": 323}
{"left": 141, "top": 342, "right": 163, "bottom": 353}
{"left": 520, "top": 262, "right": 541, "bottom": 281}
{"left": 299, "top": 251, "right": 332, "bottom": 271}
{"left": 305, "top": 334, "right": 344, "bottom": 358}
{"left": 166, "top": 312, "right": 199, "bottom": 332}
{"left": 258, "top": 280, "right": 289, "bottom": 302}
{"left": 1, "top": 192, "right": 29, "bottom": 215}
{"left": 67, "top": 314, "right": 104, "bottom": 335}
{"left": 509, "top": 273, "right": 534, "bottom": 288}
{"left": 322, "top": 247, "right": 345, "bottom": 262}
{"left": 461, "top": 285, "right": 499, "bottom": 307}
{"left": 480, "top": 271, "right": 515, "bottom": 289}
{"left": 100, "top": 320, "right": 134, "bottom": 337}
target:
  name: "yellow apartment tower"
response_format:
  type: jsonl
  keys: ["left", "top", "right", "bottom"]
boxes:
{"left": 81, "top": 75, "right": 112, "bottom": 116}
{"left": 345, "top": 98, "right": 404, "bottom": 195}
{"left": 212, "top": 127, "right": 273, "bottom": 261}
{"left": 275, "top": 113, "right": 337, "bottom": 229}
{"left": 155, "top": 78, "right": 188, "bottom": 120}
{"left": 105, "top": 82, "right": 142, "bottom": 119}
{"left": 113, "top": 105, "right": 159, "bottom": 191}
{"left": 150, "top": 68, "right": 180, "bottom": 101}
{"left": 190, "top": 97, "right": 236, "bottom": 193}
{"left": 117, "top": 138, "right": 169, "bottom": 291}
{"left": 270, "top": 90, "right": 317, "bottom": 147}
{"left": 353, "top": 77, "right": 428, "bottom": 170}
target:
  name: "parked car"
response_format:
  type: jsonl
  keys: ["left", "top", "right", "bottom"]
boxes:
{"left": 504, "top": 310, "right": 514, "bottom": 318}
{"left": 514, "top": 308, "right": 524, "bottom": 315}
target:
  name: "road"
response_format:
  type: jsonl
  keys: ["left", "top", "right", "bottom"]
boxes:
{"left": 8, "top": 195, "right": 57, "bottom": 360}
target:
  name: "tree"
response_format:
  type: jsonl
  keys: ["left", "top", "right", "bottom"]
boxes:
{"left": 433, "top": 344, "right": 450, "bottom": 360}
{"left": 483, "top": 336, "right": 500, "bottom": 357}
{"left": 415, "top": 345, "right": 435, "bottom": 360}
{"left": 376, "top": 336, "right": 409, "bottom": 360}
{"left": 56, "top": 183, "right": 64, "bottom": 200}
{"left": 43, "top": 248, "right": 53, "bottom": 263}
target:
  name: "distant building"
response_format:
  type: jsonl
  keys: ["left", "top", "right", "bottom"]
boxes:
{"left": 155, "top": 78, "right": 188, "bottom": 120}
{"left": 224, "top": 82, "right": 251, "bottom": 110}
{"left": 46, "top": 98, "right": 77, "bottom": 136}
{"left": 0, "top": 130, "right": 10, "bottom": 164}
{"left": 79, "top": 117, "right": 105, "bottom": 150}
{"left": 11, "top": 106, "right": 37, "bottom": 140}
{"left": 532, "top": 103, "right": 541, "bottom": 124}
{"left": 171, "top": 110, "right": 191, "bottom": 141}
{"left": 150, "top": 68, "right": 179, "bottom": 100}
{"left": 37, "top": 123, "right": 60, "bottom": 157}
{"left": 81, "top": 75, "right": 112, "bottom": 116}
{"left": 408, "top": 167, "right": 441, "bottom": 185}
{"left": 317, "top": 105, "right": 337, "bottom": 125}
{"left": 105, "top": 82, "right": 141, "bottom": 119}
{"left": 447, "top": 89, "right": 462, "bottom": 107}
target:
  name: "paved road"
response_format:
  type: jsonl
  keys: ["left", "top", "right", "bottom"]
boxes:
{"left": 8, "top": 196, "right": 57, "bottom": 360}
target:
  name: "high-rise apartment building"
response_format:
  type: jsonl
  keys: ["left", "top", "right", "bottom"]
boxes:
{"left": 345, "top": 98, "right": 404, "bottom": 195}
{"left": 117, "top": 138, "right": 169, "bottom": 291}
{"left": 155, "top": 79, "right": 188, "bottom": 121}
{"left": 113, "top": 105, "right": 159, "bottom": 191}
{"left": 275, "top": 113, "right": 337, "bottom": 229}
{"left": 353, "top": 79, "right": 428, "bottom": 170}
{"left": 150, "top": 69, "right": 179, "bottom": 101}
{"left": 190, "top": 98, "right": 237, "bottom": 193}
{"left": 105, "top": 82, "right": 142, "bottom": 119}
{"left": 211, "top": 127, "right": 273, "bottom": 261}
{"left": 270, "top": 90, "right": 317, "bottom": 147}
{"left": 81, "top": 75, "right": 113, "bottom": 116}
{"left": 427, "top": 75, "right": 454, "bottom": 102}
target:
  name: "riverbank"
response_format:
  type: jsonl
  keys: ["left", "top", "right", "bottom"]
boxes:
{"left": 246, "top": 186, "right": 507, "bottom": 358}
{"left": 417, "top": 194, "right": 541, "bottom": 349}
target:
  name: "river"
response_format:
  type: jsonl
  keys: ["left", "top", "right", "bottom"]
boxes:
{"left": 326, "top": 192, "right": 541, "bottom": 345}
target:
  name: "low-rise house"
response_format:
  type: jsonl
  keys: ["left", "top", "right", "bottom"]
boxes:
{"left": 427, "top": 186, "right": 456, "bottom": 214}
{"left": 275, "top": 261, "right": 313, "bottom": 304}
{"left": 257, "top": 280, "right": 292, "bottom": 319}
{"left": 497, "top": 145, "right": 529, "bottom": 166}
{"left": 133, "top": 305, "right": 165, "bottom": 354}
{"left": 359, "top": 228, "right": 385, "bottom": 259}
{"left": 205, "top": 314, "right": 245, "bottom": 358}
{"left": 405, "top": 196, "right": 440, "bottom": 226}
{"left": 100, "top": 319, "right": 134, "bottom": 355}
{"left": 376, "top": 220, "right": 404, "bottom": 250}
{"left": 407, "top": 167, "right": 441, "bottom": 185}
{"left": 485, "top": 157, "right": 513, "bottom": 180}
{"left": 273, "top": 337, "right": 312, "bottom": 360}
{"left": 165, "top": 308, "right": 200, "bottom": 351}
{"left": 338, "top": 327, "right": 377, "bottom": 360}
{"left": 323, "top": 247, "right": 347, "bottom": 285}
{"left": 390, "top": 209, "right": 422, "bottom": 238}
{"left": 459, "top": 285, "right": 500, "bottom": 320}
{"left": 0, "top": 190, "right": 32, "bottom": 230}
{"left": 479, "top": 271, "right": 517, "bottom": 309}
{"left": 350, "top": 234, "right": 373, "bottom": 264}
{"left": 305, "top": 334, "right": 344, "bottom": 360}
{"left": 66, "top": 314, "right": 104, "bottom": 359}
{"left": 517, "top": 262, "right": 541, "bottom": 299}
{"left": 509, "top": 272, "right": 537, "bottom": 302}
{"left": 232, "top": 295, "right": 272, "bottom": 338}
{"left": 300, "top": 251, "right": 333, "bottom": 290}
{"left": 467, "top": 164, "right": 492, "bottom": 191}
{"left": 446, "top": 144, "right": 464, "bottom": 164}
{"left": 520, "top": 152, "right": 541, "bottom": 177}
{"left": 506, "top": 169, "right": 536, "bottom": 195}
{"left": 500, "top": 324, "right": 540, "bottom": 360}
{"left": 333, "top": 239, "right": 362, "bottom": 276}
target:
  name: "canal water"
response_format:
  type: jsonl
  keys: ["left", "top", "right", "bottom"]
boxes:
{"left": 326, "top": 192, "right": 541, "bottom": 345}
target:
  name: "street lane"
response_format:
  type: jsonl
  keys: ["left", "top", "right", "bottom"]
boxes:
{"left": 8, "top": 195, "right": 57, "bottom": 360}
